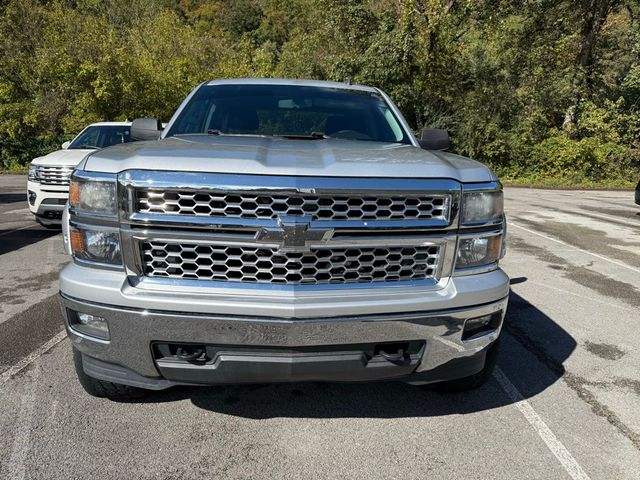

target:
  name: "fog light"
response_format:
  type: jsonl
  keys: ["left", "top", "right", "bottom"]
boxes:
{"left": 68, "top": 310, "right": 110, "bottom": 340}
{"left": 462, "top": 312, "right": 501, "bottom": 340}
{"left": 27, "top": 191, "right": 37, "bottom": 206}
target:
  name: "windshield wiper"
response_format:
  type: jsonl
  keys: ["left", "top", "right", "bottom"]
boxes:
{"left": 275, "top": 132, "right": 329, "bottom": 140}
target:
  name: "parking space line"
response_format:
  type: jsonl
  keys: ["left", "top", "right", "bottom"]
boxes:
{"left": 0, "top": 224, "right": 37, "bottom": 237}
{"left": 509, "top": 222, "right": 640, "bottom": 274}
{"left": 493, "top": 367, "right": 591, "bottom": 480}
{"left": 4, "top": 369, "right": 39, "bottom": 480}
{"left": 0, "top": 330, "right": 67, "bottom": 385}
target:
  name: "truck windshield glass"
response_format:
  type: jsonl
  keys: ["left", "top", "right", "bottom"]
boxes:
{"left": 166, "top": 84, "right": 411, "bottom": 144}
{"left": 69, "top": 125, "right": 132, "bottom": 149}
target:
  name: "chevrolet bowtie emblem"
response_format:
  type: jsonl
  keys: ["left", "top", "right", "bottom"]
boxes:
{"left": 257, "top": 216, "right": 332, "bottom": 251}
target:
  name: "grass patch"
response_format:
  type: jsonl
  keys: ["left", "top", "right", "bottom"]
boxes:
{"left": 501, "top": 174, "right": 636, "bottom": 190}
{"left": 1, "top": 165, "right": 28, "bottom": 174}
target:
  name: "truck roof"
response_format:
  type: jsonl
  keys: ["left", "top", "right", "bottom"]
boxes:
{"left": 87, "top": 121, "right": 132, "bottom": 127}
{"left": 205, "top": 78, "right": 379, "bottom": 93}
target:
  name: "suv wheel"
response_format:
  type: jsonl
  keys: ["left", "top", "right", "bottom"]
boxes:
{"left": 431, "top": 338, "right": 500, "bottom": 393}
{"left": 73, "top": 348, "right": 148, "bottom": 400}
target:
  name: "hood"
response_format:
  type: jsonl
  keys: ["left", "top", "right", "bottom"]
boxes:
{"left": 83, "top": 136, "right": 495, "bottom": 183}
{"left": 31, "top": 148, "right": 94, "bottom": 167}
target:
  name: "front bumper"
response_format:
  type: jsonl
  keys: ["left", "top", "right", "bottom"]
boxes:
{"left": 27, "top": 180, "right": 68, "bottom": 225}
{"left": 60, "top": 265, "right": 509, "bottom": 388}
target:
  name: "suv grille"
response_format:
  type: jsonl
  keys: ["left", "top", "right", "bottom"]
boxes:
{"left": 136, "top": 190, "right": 449, "bottom": 222}
{"left": 37, "top": 165, "right": 74, "bottom": 186}
{"left": 141, "top": 241, "right": 440, "bottom": 285}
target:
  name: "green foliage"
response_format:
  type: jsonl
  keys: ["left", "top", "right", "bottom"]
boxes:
{"left": 0, "top": 0, "right": 639, "bottom": 186}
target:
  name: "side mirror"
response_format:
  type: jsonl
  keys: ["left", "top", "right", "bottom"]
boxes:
{"left": 61, "top": 141, "right": 71, "bottom": 149}
{"left": 130, "top": 118, "right": 162, "bottom": 141}
{"left": 418, "top": 128, "right": 450, "bottom": 151}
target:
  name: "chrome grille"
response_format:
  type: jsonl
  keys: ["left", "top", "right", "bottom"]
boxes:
{"left": 136, "top": 190, "right": 449, "bottom": 222}
{"left": 37, "top": 165, "right": 74, "bottom": 186}
{"left": 141, "top": 241, "right": 440, "bottom": 285}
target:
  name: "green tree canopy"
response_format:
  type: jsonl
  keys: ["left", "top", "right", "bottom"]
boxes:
{"left": 1, "top": 0, "right": 638, "bottom": 185}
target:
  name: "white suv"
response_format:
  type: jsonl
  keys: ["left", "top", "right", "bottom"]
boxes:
{"left": 27, "top": 121, "right": 132, "bottom": 227}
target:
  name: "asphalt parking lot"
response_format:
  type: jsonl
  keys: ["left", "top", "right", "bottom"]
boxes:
{"left": 1, "top": 173, "right": 639, "bottom": 479}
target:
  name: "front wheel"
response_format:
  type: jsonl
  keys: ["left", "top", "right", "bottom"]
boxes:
{"left": 431, "top": 338, "right": 500, "bottom": 393}
{"left": 73, "top": 348, "right": 148, "bottom": 400}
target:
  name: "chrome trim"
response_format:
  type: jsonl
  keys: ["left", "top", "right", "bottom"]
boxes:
{"left": 72, "top": 170, "right": 119, "bottom": 183}
{"left": 119, "top": 171, "right": 460, "bottom": 195}
{"left": 67, "top": 325, "right": 111, "bottom": 345}
{"left": 121, "top": 228, "right": 457, "bottom": 290}
{"left": 35, "top": 165, "right": 75, "bottom": 186}
{"left": 60, "top": 292, "right": 508, "bottom": 378}
{"left": 132, "top": 275, "right": 442, "bottom": 293}
{"left": 461, "top": 181, "right": 502, "bottom": 192}
{"left": 454, "top": 262, "right": 499, "bottom": 277}
{"left": 119, "top": 171, "right": 461, "bottom": 229}
{"left": 126, "top": 213, "right": 453, "bottom": 230}
{"left": 116, "top": 171, "right": 464, "bottom": 289}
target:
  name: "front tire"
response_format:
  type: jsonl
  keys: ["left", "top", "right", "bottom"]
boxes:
{"left": 73, "top": 348, "right": 148, "bottom": 400}
{"left": 432, "top": 338, "right": 500, "bottom": 393}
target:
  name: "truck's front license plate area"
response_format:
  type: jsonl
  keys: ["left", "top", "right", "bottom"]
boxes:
{"left": 152, "top": 341, "right": 425, "bottom": 384}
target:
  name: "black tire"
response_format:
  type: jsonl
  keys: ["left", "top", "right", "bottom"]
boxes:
{"left": 73, "top": 348, "right": 148, "bottom": 400}
{"left": 431, "top": 338, "right": 500, "bottom": 393}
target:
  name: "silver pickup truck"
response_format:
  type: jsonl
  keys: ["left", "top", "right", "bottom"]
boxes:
{"left": 60, "top": 78, "right": 509, "bottom": 399}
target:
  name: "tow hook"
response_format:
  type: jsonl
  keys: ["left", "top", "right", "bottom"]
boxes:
{"left": 175, "top": 345, "right": 205, "bottom": 361}
{"left": 379, "top": 348, "right": 409, "bottom": 365}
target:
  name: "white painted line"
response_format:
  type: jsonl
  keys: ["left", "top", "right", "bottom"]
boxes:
{"left": 493, "top": 367, "right": 591, "bottom": 480}
{"left": 510, "top": 221, "right": 640, "bottom": 274}
{"left": 0, "top": 224, "right": 36, "bottom": 237}
{"left": 0, "top": 330, "right": 67, "bottom": 385}
{"left": 3, "top": 207, "right": 30, "bottom": 215}
{"left": 524, "top": 280, "right": 638, "bottom": 313}
{"left": 4, "top": 369, "right": 38, "bottom": 480}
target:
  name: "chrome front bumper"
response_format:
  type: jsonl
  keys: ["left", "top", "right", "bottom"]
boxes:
{"left": 59, "top": 265, "right": 509, "bottom": 387}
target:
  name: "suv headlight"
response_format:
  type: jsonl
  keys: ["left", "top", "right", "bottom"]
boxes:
{"left": 69, "top": 174, "right": 117, "bottom": 215}
{"left": 461, "top": 190, "right": 503, "bottom": 225}
{"left": 28, "top": 164, "right": 39, "bottom": 182}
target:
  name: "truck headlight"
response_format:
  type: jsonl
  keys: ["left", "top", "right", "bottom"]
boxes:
{"left": 70, "top": 227, "right": 122, "bottom": 265}
{"left": 456, "top": 233, "right": 503, "bottom": 269}
{"left": 28, "top": 164, "right": 40, "bottom": 182}
{"left": 462, "top": 190, "right": 503, "bottom": 224}
{"left": 69, "top": 175, "right": 117, "bottom": 215}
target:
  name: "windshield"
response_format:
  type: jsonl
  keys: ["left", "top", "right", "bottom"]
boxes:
{"left": 69, "top": 125, "right": 132, "bottom": 149}
{"left": 166, "top": 84, "right": 411, "bottom": 144}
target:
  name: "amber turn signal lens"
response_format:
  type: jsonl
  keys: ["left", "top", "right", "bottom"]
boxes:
{"left": 68, "top": 180, "right": 80, "bottom": 207}
{"left": 70, "top": 229, "right": 85, "bottom": 255}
